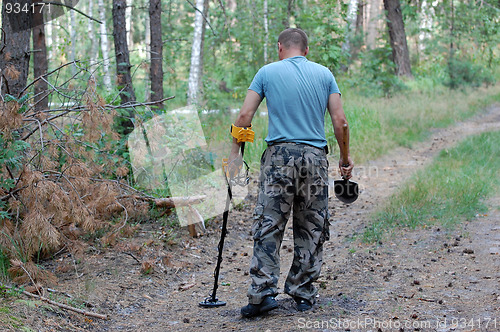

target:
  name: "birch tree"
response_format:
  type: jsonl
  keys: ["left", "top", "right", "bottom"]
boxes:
{"left": 69, "top": 8, "right": 77, "bottom": 75}
{"left": 342, "top": 0, "right": 359, "bottom": 56}
{"left": 145, "top": 6, "right": 151, "bottom": 102}
{"left": 98, "top": 0, "right": 112, "bottom": 90}
{"left": 263, "top": 0, "right": 269, "bottom": 63}
{"left": 126, "top": 0, "right": 134, "bottom": 49}
{"left": 87, "top": 0, "right": 98, "bottom": 63}
{"left": 187, "top": 0, "right": 206, "bottom": 106}
{"left": 366, "top": 0, "right": 381, "bottom": 49}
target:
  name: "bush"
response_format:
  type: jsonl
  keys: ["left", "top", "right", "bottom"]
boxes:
{"left": 446, "top": 57, "right": 496, "bottom": 89}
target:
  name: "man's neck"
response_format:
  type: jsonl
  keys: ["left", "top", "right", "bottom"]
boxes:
{"left": 279, "top": 46, "right": 308, "bottom": 60}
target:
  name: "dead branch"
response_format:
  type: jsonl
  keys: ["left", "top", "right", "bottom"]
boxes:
{"left": 185, "top": 0, "right": 217, "bottom": 36}
{"left": 38, "top": 2, "right": 102, "bottom": 24}
{"left": 107, "top": 95, "right": 176, "bottom": 109}
{"left": 134, "top": 195, "right": 207, "bottom": 208}
{"left": 0, "top": 186, "right": 27, "bottom": 201}
{"left": 0, "top": 283, "right": 108, "bottom": 320}
{"left": 19, "top": 61, "right": 78, "bottom": 97}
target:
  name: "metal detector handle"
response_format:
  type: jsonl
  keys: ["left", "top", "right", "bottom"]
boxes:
{"left": 341, "top": 123, "right": 350, "bottom": 168}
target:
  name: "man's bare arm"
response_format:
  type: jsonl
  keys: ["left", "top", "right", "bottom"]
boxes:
{"left": 226, "top": 90, "right": 262, "bottom": 176}
{"left": 327, "top": 93, "right": 353, "bottom": 179}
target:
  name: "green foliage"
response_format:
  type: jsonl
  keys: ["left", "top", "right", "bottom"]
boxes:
{"left": 346, "top": 46, "right": 407, "bottom": 97}
{"left": 295, "top": 2, "right": 346, "bottom": 71}
{"left": 446, "top": 56, "right": 496, "bottom": 89}
{"left": 364, "top": 130, "right": 500, "bottom": 242}
{"left": 0, "top": 96, "right": 32, "bottom": 221}
{"left": 0, "top": 250, "right": 9, "bottom": 281}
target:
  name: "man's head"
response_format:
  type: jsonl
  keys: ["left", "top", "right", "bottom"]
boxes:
{"left": 277, "top": 28, "right": 309, "bottom": 60}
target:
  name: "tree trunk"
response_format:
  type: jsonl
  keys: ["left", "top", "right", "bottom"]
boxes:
{"left": 0, "top": 0, "right": 32, "bottom": 97}
{"left": 126, "top": 0, "right": 134, "bottom": 49}
{"left": 144, "top": 8, "right": 151, "bottom": 102}
{"left": 98, "top": 0, "right": 112, "bottom": 91}
{"left": 46, "top": 5, "right": 54, "bottom": 62}
{"left": 352, "top": 0, "right": 365, "bottom": 56}
{"left": 263, "top": 0, "right": 269, "bottom": 63}
{"left": 281, "top": 0, "right": 294, "bottom": 28}
{"left": 32, "top": 4, "right": 49, "bottom": 111}
{"left": 113, "top": 0, "right": 136, "bottom": 135}
{"left": 69, "top": 8, "right": 77, "bottom": 75}
{"left": 342, "top": 0, "right": 359, "bottom": 57}
{"left": 149, "top": 0, "right": 164, "bottom": 108}
{"left": 383, "top": 0, "right": 413, "bottom": 77}
{"left": 87, "top": 0, "right": 98, "bottom": 63}
{"left": 199, "top": 0, "right": 209, "bottom": 78}
{"left": 187, "top": 0, "right": 205, "bottom": 106}
{"left": 355, "top": 0, "right": 365, "bottom": 37}
{"left": 366, "top": 0, "right": 381, "bottom": 50}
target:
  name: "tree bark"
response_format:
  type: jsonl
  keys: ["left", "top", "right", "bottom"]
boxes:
{"left": 32, "top": 4, "right": 49, "bottom": 111}
{"left": 0, "top": 0, "right": 32, "bottom": 97}
{"left": 126, "top": 0, "right": 134, "bottom": 49}
{"left": 263, "top": 0, "right": 269, "bottom": 63}
{"left": 87, "top": 0, "right": 98, "bottom": 63}
{"left": 98, "top": 0, "right": 112, "bottom": 90}
{"left": 149, "top": 0, "right": 164, "bottom": 108}
{"left": 367, "top": 0, "right": 381, "bottom": 50}
{"left": 355, "top": 0, "right": 365, "bottom": 37}
{"left": 187, "top": 0, "right": 205, "bottom": 106}
{"left": 342, "top": 0, "right": 359, "bottom": 57}
{"left": 113, "top": 0, "right": 136, "bottom": 134}
{"left": 69, "top": 8, "right": 77, "bottom": 75}
{"left": 144, "top": 8, "right": 151, "bottom": 102}
{"left": 383, "top": 0, "right": 413, "bottom": 77}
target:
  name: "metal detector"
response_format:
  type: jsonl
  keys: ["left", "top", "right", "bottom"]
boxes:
{"left": 199, "top": 143, "right": 249, "bottom": 308}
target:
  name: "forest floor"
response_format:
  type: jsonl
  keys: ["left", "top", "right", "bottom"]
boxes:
{"left": 2, "top": 104, "right": 500, "bottom": 332}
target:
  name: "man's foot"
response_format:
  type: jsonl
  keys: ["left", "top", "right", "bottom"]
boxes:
{"left": 294, "top": 297, "right": 313, "bottom": 312}
{"left": 241, "top": 296, "right": 278, "bottom": 318}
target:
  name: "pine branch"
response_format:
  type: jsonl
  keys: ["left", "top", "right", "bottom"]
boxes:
{"left": 0, "top": 283, "right": 108, "bottom": 320}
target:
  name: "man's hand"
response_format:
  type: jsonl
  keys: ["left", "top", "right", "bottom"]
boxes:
{"left": 339, "top": 156, "right": 354, "bottom": 180}
{"left": 226, "top": 151, "right": 243, "bottom": 179}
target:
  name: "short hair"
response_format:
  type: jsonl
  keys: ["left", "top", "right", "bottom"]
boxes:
{"left": 278, "top": 28, "right": 308, "bottom": 52}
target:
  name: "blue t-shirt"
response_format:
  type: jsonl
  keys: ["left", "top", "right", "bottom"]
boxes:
{"left": 249, "top": 56, "right": 340, "bottom": 149}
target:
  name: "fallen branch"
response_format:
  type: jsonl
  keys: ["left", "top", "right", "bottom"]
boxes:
{"left": 417, "top": 297, "right": 437, "bottom": 303}
{"left": 0, "top": 283, "right": 108, "bottom": 320}
{"left": 134, "top": 195, "right": 207, "bottom": 208}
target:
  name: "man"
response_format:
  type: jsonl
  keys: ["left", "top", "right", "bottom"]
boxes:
{"left": 227, "top": 28, "right": 353, "bottom": 318}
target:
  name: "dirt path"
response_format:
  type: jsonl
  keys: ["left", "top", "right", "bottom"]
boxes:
{"left": 7, "top": 105, "right": 500, "bottom": 332}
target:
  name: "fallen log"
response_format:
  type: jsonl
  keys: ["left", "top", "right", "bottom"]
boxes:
{"left": 133, "top": 195, "right": 207, "bottom": 208}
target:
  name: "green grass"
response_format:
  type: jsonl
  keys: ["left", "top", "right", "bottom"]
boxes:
{"left": 363, "top": 130, "right": 500, "bottom": 242}
{"left": 200, "top": 83, "right": 500, "bottom": 169}
{"left": 334, "top": 83, "right": 500, "bottom": 164}
{"left": 0, "top": 250, "right": 9, "bottom": 283}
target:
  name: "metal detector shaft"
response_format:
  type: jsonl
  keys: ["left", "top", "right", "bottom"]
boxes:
{"left": 200, "top": 143, "right": 245, "bottom": 308}
{"left": 210, "top": 180, "right": 232, "bottom": 302}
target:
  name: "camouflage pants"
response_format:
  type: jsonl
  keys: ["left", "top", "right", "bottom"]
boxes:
{"left": 247, "top": 143, "right": 330, "bottom": 305}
